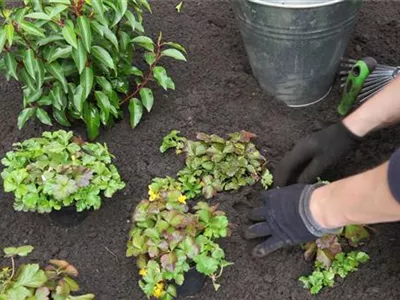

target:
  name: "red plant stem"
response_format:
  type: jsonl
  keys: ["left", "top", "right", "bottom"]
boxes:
{"left": 121, "top": 42, "right": 163, "bottom": 105}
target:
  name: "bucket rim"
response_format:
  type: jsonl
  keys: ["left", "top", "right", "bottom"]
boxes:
{"left": 247, "top": 0, "right": 350, "bottom": 9}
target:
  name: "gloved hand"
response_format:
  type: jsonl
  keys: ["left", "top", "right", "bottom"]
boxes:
{"left": 274, "top": 122, "right": 362, "bottom": 187}
{"left": 244, "top": 184, "right": 340, "bottom": 257}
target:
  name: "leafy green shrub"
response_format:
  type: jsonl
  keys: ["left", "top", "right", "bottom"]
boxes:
{"left": 160, "top": 130, "right": 273, "bottom": 199}
{"left": 0, "top": 0, "right": 186, "bottom": 140}
{"left": 0, "top": 245, "right": 94, "bottom": 299}
{"left": 1, "top": 130, "right": 125, "bottom": 213}
{"left": 127, "top": 177, "right": 231, "bottom": 300}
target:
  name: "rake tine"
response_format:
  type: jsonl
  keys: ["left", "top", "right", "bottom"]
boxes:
{"left": 341, "top": 58, "right": 358, "bottom": 64}
{"left": 358, "top": 87, "right": 385, "bottom": 103}
{"left": 376, "top": 64, "right": 397, "bottom": 71}
{"left": 364, "top": 74, "right": 392, "bottom": 83}
{"left": 362, "top": 77, "right": 392, "bottom": 92}
{"left": 340, "top": 63, "right": 355, "bottom": 69}
{"left": 358, "top": 83, "right": 388, "bottom": 101}
{"left": 340, "top": 70, "right": 352, "bottom": 75}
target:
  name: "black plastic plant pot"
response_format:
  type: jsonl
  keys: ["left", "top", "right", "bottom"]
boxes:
{"left": 176, "top": 267, "right": 206, "bottom": 298}
{"left": 49, "top": 206, "right": 89, "bottom": 227}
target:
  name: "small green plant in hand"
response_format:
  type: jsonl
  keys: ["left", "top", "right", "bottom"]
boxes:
{"left": 0, "top": 245, "right": 94, "bottom": 299}
{"left": 1, "top": 130, "right": 125, "bottom": 213}
{"left": 160, "top": 130, "right": 273, "bottom": 199}
{"left": 127, "top": 177, "right": 231, "bottom": 299}
{"left": 299, "top": 251, "right": 369, "bottom": 295}
{"left": 0, "top": 0, "right": 186, "bottom": 140}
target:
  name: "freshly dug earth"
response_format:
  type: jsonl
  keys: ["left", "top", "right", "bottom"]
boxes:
{"left": 1, "top": 1, "right": 400, "bottom": 299}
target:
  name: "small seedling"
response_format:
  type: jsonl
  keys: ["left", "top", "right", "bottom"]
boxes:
{"left": 299, "top": 251, "right": 369, "bottom": 294}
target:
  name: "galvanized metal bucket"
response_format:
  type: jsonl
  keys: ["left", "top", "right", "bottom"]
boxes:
{"left": 232, "top": 0, "right": 363, "bottom": 107}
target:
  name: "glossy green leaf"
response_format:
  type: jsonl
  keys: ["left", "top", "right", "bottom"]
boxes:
{"left": 35, "top": 59, "right": 45, "bottom": 88}
{"left": 62, "top": 23, "right": 78, "bottom": 49}
{"left": 96, "top": 76, "right": 112, "bottom": 94}
{"left": 73, "top": 85, "right": 85, "bottom": 113}
{"left": 37, "top": 35, "right": 64, "bottom": 47}
{"left": 125, "top": 10, "right": 136, "bottom": 31}
{"left": 50, "top": 84, "right": 66, "bottom": 110}
{"left": 17, "top": 107, "right": 35, "bottom": 129}
{"left": 72, "top": 40, "right": 87, "bottom": 74}
{"left": 128, "top": 98, "right": 143, "bottom": 128}
{"left": 23, "top": 49, "right": 36, "bottom": 80}
{"left": 0, "top": 29, "right": 6, "bottom": 52}
{"left": 20, "top": 69, "right": 36, "bottom": 91}
{"left": 53, "top": 108, "right": 71, "bottom": 126}
{"left": 19, "top": 21, "right": 46, "bottom": 38}
{"left": 102, "top": 26, "right": 119, "bottom": 50}
{"left": 81, "top": 67, "right": 94, "bottom": 99}
{"left": 132, "top": 35, "right": 154, "bottom": 51}
{"left": 46, "top": 62, "right": 68, "bottom": 93}
{"left": 48, "top": 0, "right": 71, "bottom": 4}
{"left": 144, "top": 52, "right": 156, "bottom": 65}
{"left": 48, "top": 4, "right": 69, "bottom": 18}
{"left": 90, "top": 21, "right": 104, "bottom": 37}
{"left": 95, "top": 91, "right": 111, "bottom": 123}
{"left": 153, "top": 66, "right": 169, "bottom": 90}
{"left": 5, "top": 52, "right": 18, "bottom": 80}
{"left": 25, "top": 88, "right": 43, "bottom": 103}
{"left": 5, "top": 24, "right": 14, "bottom": 47}
{"left": 25, "top": 12, "right": 51, "bottom": 20}
{"left": 84, "top": 103, "right": 100, "bottom": 140}
{"left": 139, "top": 88, "right": 154, "bottom": 112}
{"left": 92, "top": 46, "right": 115, "bottom": 70}
{"left": 92, "top": 0, "right": 106, "bottom": 24}
{"left": 139, "top": 0, "right": 152, "bottom": 12}
{"left": 36, "top": 108, "right": 52, "bottom": 126}
{"left": 162, "top": 49, "right": 187, "bottom": 61}
{"left": 164, "top": 42, "right": 187, "bottom": 53}
{"left": 48, "top": 46, "right": 72, "bottom": 63}
{"left": 77, "top": 16, "right": 92, "bottom": 53}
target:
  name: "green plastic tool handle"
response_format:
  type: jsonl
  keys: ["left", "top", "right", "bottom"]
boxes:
{"left": 338, "top": 59, "right": 376, "bottom": 116}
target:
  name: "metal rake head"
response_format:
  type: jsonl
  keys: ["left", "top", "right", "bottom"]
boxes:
{"left": 340, "top": 57, "right": 400, "bottom": 103}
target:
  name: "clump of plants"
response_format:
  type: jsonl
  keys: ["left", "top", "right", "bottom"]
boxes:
{"left": 0, "top": 245, "right": 94, "bottom": 299}
{"left": 0, "top": 0, "right": 186, "bottom": 139}
{"left": 127, "top": 177, "right": 231, "bottom": 299}
{"left": 1, "top": 130, "right": 125, "bottom": 213}
{"left": 160, "top": 130, "right": 273, "bottom": 199}
{"left": 299, "top": 251, "right": 369, "bottom": 295}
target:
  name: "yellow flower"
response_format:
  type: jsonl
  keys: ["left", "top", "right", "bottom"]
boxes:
{"left": 148, "top": 187, "right": 160, "bottom": 202}
{"left": 152, "top": 282, "right": 164, "bottom": 298}
{"left": 178, "top": 195, "right": 187, "bottom": 204}
{"left": 139, "top": 268, "right": 147, "bottom": 276}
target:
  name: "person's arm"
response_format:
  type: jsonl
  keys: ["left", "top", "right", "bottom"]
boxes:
{"left": 344, "top": 76, "right": 400, "bottom": 137}
{"left": 311, "top": 154, "right": 400, "bottom": 228}
{"left": 274, "top": 76, "right": 400, "bottom": 187}
{"left": 244, "top": 149, "right": 400, "bottom": 257}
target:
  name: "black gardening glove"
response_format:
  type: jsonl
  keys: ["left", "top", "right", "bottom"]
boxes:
{"left": 244, "top": 184, "right": 340, "bottom": 257}
{"left": 274, "top": 122, "right": 362, "bottom": 187}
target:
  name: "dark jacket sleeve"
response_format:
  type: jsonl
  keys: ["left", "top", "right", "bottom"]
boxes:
{"left": 388, "top": 148, "right": 400, "bottom": 203}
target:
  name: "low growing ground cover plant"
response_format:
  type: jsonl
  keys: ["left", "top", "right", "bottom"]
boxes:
{"left": 160, "top": 130, "right": 273, "bottom": 199}
{"left": 128, "top": 130, "right": 271, "bottom": 299}
{"left": 0, "top": 0, "right": 186, "bottom": 139}
{"left": 0, "top": 245, "right": 94, "bottom": 299}
{"left": 127, "top": 177, "right": 231, "bottom": 299}
{"left": 1, "top": 130, "right": 125, "bottom": 213}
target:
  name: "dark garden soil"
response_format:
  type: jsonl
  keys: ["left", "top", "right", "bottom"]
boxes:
{"left": 1, "top": 1, "right": 400, "bottom": 299}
